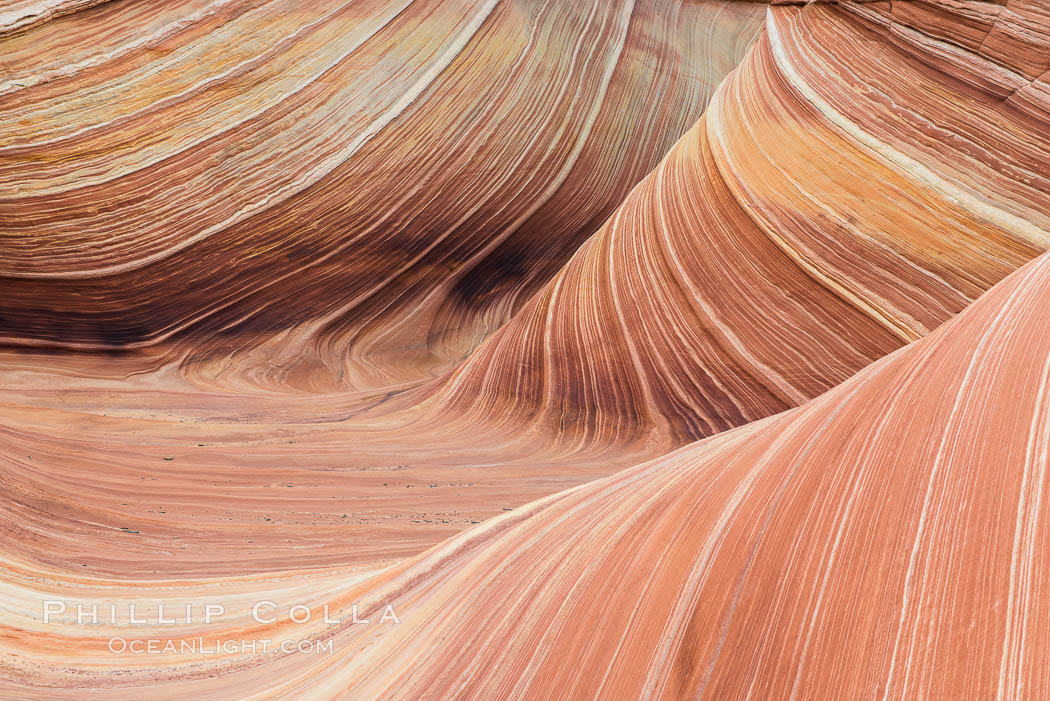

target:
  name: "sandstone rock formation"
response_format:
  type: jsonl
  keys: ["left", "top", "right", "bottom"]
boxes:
{"left": 1, "top": 0, "right": 1048, "bottom": 697}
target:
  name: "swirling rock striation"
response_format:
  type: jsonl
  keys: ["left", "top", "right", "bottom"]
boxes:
{"left": 5, "top": 165, "right": 1050, "bottom": 700}
{"left": 3, "top": 0, "right": 1048, "bottom": 581}
{"left": 418, "top": 0, "right": 1050, "bottom": 451}
{"left": 0, "top": 0, "right": 765, "bottom": 391}
{"left": 0, "top": 0, "right": 778, "bottom": 581}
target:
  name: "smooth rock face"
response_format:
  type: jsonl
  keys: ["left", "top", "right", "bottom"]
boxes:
{"left": 1, "top": 0, "right": 1049, "bottom": 698}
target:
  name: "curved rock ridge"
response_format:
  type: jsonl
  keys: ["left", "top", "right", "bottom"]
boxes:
{"left": 417, "top": 1, "right": 1050, "bottom": 450}
{"left": 0, "top": 0, "right": 765, "bottom": 391}
{"left": 332, "top": 250, "right": 1050, "bottom": 700}
{"left": 5, "top": 206, "right": 1050, "bottom": 700}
